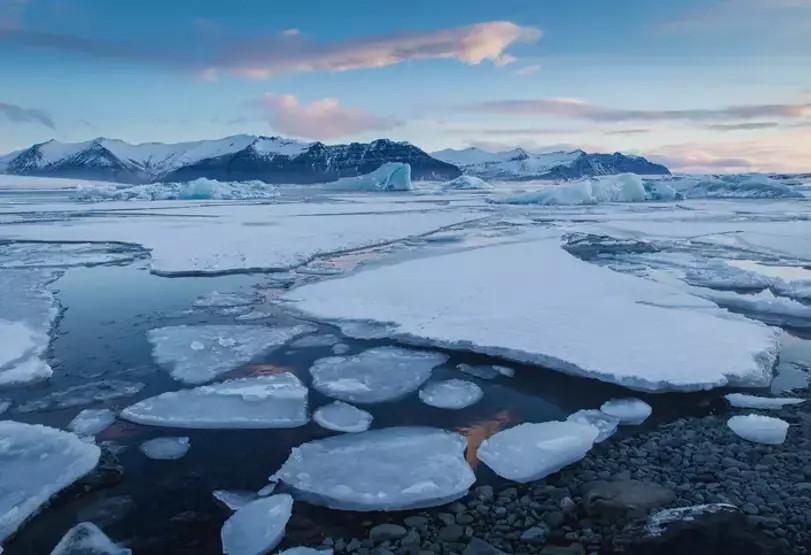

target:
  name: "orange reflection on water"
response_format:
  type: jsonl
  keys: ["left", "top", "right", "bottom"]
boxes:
{"left": 97, "top": 420, "right": 141, "bottom": 441}
{"left": 454, "top": 410, "right": 512, "bottom": 468}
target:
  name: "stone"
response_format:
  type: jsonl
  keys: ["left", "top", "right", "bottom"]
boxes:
{"left": 462, "top": 538, "right": 504, "bottom": 555}
{"left": 438, "top": 513, "right": 456, "bottom": 525}
{"left": 404, "top": 516, "right": 429, "bottom": 529}
{"left": 520, "top": 527, "right": 548, "bottom": 544}
{"left": 581, "top": 480, "right": 675, "bottom": 521}
{"left": 543, "top": 511, "right": 565, "bottom": 528}
{"left": 369, "top": 524, "right": 407, "bottom": 542}
{"left": 437, "top": 524, "right": 464, "bottom": 543}
{"left": 539, "top": 545, "right": 586, "bottom": 555}
{"left": 401, "top": 529, "right": 421, "bottom": 546}
{"left": 457, "top": 513, "right": 475, "bottom": 525}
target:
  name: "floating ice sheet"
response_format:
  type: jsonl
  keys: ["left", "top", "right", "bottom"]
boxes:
{"left": 16, "top": 380, "right": 145, "bottom": 413}
{"left": 418, "top": 379, "right": 483, "bottom": 409}
{"left": 220, "top": 494, "right": 293, "bottom": 555}
{"left": 49, "top": 522, "right": 130, "bottom": 555}
{"left": 313, "top": 401, "right": 373, "bottom": 433}
{"left": 213, "top": 490, "right": 259, "bottom": 512}
{"left": 567, "top": 409, "right": 619, "bottom": 443}
{"left": 140, "top": 437, "right": 190, "bottom": 460}
{"left": 724, "top": 393, "right": 805, "bottom": 410}
{"left": 727, "top": 414, "right": 789, "bottom": 445}
{"left": 289, "top": 334, "right": 342, "bottom": 349}
{"left": 600, "top": 398, "right": 652, "bottom": 425}
{"left": 193, "top": 290, "right": 257, "bottom": 309}
{"left": 68, "top": 408, "right": 115, "bottom": 437}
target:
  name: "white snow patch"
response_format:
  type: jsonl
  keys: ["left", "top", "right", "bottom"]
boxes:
{"left": 600, "top": 398, "right": 652, "bottom": 425}
{"left": 220, "top": 494, "right": 293, "bottom": 555}
{"left": 418, "top": 379, "right": 483, "bottom": 409}
{"left": 727, "top": 414, "right": 789, "bottom": 445}
{"left": 49, "top": 522, "right": 130, "bottom": 555}
{"left": 140, "top": 437, "right": 190, "bottom": 460}
{"left": 724, "top": 393, "right": 805, "bottom": 410}
{"left": 68, "top": 409, "right": 115, "bottom": 438}
{"left": 313, "top": 401, "right": 373, "bottom": 433}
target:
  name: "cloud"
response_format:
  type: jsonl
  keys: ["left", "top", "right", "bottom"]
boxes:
{"left": 469, "top": 97, "right": 811, "bottom": 123}
{"left": 514, "top": 64, "right": 541, "bottom": 75}
{"left": 645, "top": 138, "right": 811, "bottom": 173}
{"left": 0, "top": 20, "right": 541, "bottom": 79}
{"left": 442, "top": 126, "right": 575, "bottom": 136}
{"left": 0, "top": 102, "right": 54, "bottom": 128}
{"left": 603, "top": 128, "right": 651, "bottom": 136}
{"left": 702, "top": 122, "right": 780, "bottom": 131}
{"left": 257, "top": 93, "right": 402, "bottom": 140}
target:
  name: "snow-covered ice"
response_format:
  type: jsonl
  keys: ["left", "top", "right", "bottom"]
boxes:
{"left": 289, "top": 334, "right": 342, "bottom": 349}
{"left": 477, "top": 421, "right": 599, "bottom": 482}
{"left": 441, "top": 175, "right": 493, "bottom": 191}
{"left": 727, "top": 414, "right": 789, "bottom": 445}
{"left": 49, "top": 522, "right": 130, "bottom": 555}
{"left": 213, "top": 490, "right": 259, "bottom": 512}
{"left": 16, "top": 380, "right": 145, "bottom": 413}
{"left": 456, "top": 363, "right": 513, "bottom": 380}
{"left": 272, "top": 427, "right": 475, "bottom": 511}
{"left": 313, "top": 401, "right": 373, "bottom": 433}
{"left": 324, "top": 163, "right": 411, "bottom": 192}
{"left": 567, "top": 409, "right": 620, "bottom": 442}
{"left": 308, "top": 347, "right": 448, "bottom": 403}
{"left": 418, "top": 379, "right": 483, "bottom": 409}
{"left": 0, "top": 422, "right": 101, "bottom": 544}
{"left": 120, "top": 374, "right": 308, "bottom": 429}
{"left": 68, "top": 408, "right": 115, "bottom": 437}
{"left": 140, "top": 437, "right": 190, "bottom": 460}
{"left": 0, "top": 242, "right": 141, "bottom": 269}
{"left": 147, "top": 324, "right": 315, "bottom": 384}
{"left": 699, "top": 289, "right": 811, "bottom": 328}
{"left": 600, "top": 398, "right": 652, "bottom": 425}
{"left": 284, "top": 234, "right": 779, "bottom": 392}
{"left": 220, "top": 494, "right": 293, "bottom": 555}
{"left": 724, "top": 393, "right": 805, "bottom": 409}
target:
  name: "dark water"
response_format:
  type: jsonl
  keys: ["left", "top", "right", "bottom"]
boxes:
{"left": 3, "top": 259, "right": 808, "bottom": 554}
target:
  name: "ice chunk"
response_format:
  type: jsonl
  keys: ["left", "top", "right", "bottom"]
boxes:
{"left": 16, "top": 380, "right": 145, "bottom": 413}
{"left": 148, "top": 324, "right": 315, "bottom": 384}
{"left": 68, "top": 408, "right": 115, "bottom": 437}
{"left": 0, "top": 422, "right": 101, "bottom": 544}
{"left": 234, "top": 310, "right": 275, "bottom": 322}
{"left": 220, "top": 494, "right": 293, "bottom": 555}
{"left": 441, "top": 175, "right": 493, "bottom": 191}
{"left": 193, "top": 290, "right": 256, "bottom": 308}
{"left": 309, "top": 347, "right": 447, "bottom": 404}
{"left": 477, "top": 421, "right": 599, "bottom": 483}
{"left": 283, "top": 235, "right": 779, "bottom": 392}
{"left": 646, "top": 504, "right": 738, "bottom": 537}
{"left": 140, "top": 437, "right": 190, "bottom": 460}
{"left": 213, "top": 490, "right": 259, "bottom": 512}
{"left": 120, "top": 374, "right": 308, "bottom": 429}
{"left": 313, "top": 401, "right": 373, "bottom": 433}
{"left": 683, "top": 260, "right": 771, "bottom": 291}
{"left": 727, "top": 414, "right": 789, "bottom": 445}
{"left": 289, "top": 334, "right": 342, "bottom": 349}
{"left": 724, "top": 393, "right": 805, "bottom": 409}
{"left": 600, "top": 398, "right": 652, "bottom": 425}
{"left": 456, "top": 363, "right": 513, "bottom": 380}
{"left": 272, "top": 427, "right": 474, "bottom": 511}
{"left": 0, "top": 400, "right": 9, "bottom": 415}
{"left": 418, "top": 379, "right": 483, "bottom": 409}
{"left": 324, "top": 163, "right": 412, "bottom": 192}
{"left": 567, "top": 409, "right": 619, "bottom": 443}
{"left": 700, "top": 289, "right": 811, "bottom": 328}
{"left": 331, "top": 343, "right": 350, "bottom": 355}
{"left": 278, "top": 548, "right": 333, "bottom": 555}
{"left": 49, "top": 522, "right": 130, "bottom": 555}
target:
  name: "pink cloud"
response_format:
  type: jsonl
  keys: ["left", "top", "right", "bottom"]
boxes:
{"left": 258, "top": 93, "right": 402, "bottom": 140}
{"left": 644, "top": 139, "right": 811, "bottom": 173}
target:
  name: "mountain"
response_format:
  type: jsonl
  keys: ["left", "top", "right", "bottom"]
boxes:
{"left": 0, "top": 135, "right": 461, "bottom": 184}
{"left": 431, "top": 147, "right": 670, "bottom": 180}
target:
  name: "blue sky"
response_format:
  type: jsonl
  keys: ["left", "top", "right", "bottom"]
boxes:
{"left": 1, "top": 0, "right": 809, "bottom": 172}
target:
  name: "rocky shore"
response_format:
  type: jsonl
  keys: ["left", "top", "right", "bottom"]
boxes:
{"left": 313, "top": 394, "right": 810, "bottom": 555}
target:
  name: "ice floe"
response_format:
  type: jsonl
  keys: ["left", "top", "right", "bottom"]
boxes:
{"left": 567, "top": 409, "right": 620, "bottom": 442}
{"left": 68, "top": 408, "right": 115, "bottom": 438}
{"left": 213, "top": 490, "right": 259, "bottom": 512}
{"left": 308, "top": 347, "right": 448, "bottom": 403}
{"left": 699, "top": 289, "right": 811, "bottom": 328}
{"left": 140, "top": 437, "right": 190, "bottom": 460}
{"left": 289, "top": 334, "right": 342, "bottom": 349}
{"left": 16, "top": 380, "right": 145, "bottom": 413}
{"left": 727, "top": 414, "right": 789, "bottom": 445}
{"left": 600, "top": 398, "right": 652, "bottom": 425}
{"left": 646, "top": 504, "right": 738, "bottom": 537}
{"left": 192, "top": 290, "right": 257, "bottom": 308}
{"left": 147, "top": 324, "right": 315, "bottom": 384}
{"left": 0, "top": 422, "right": 101, "bottom": 544}
{"left": 272, "top": 427, "right": 475, "bottom": 511}
{"left": 313, "top": 401, "right": 373, "bottom": 433}
{"left": 278, "top": 548, "right": 333, "bottom": 555}
{"left": 284, "top": 235, "right": 779, "bottom": 392}
{"left": 220, "top": 494, "right": 293, "bottom": 555}
{"left": 120, "top": 374, "right": 308, "bottom": 429}
{"left": 324, "top": 163, "right": 412, "bottom": 192}
{"left": 724, "top": 393, "right": 805, "bottom": 410}
{"left": 418, "top": 379, "right": 483, "bottom": 409}
{"left": 49, "top": 522, "right": 130, "bottom": 555}
{"left": 456, "top": 363, "right": 513, "bottom": 380}
{"left": 477, "top": 421, "right": 599, "bottom": 483}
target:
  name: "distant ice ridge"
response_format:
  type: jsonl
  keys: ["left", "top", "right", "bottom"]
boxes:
{"left": 727, "top": 414, "right": 789, "bottom": 444}
{"left": 221, "top": 494, "right": 293, "bottom": 555}
{"left": 498, "top": 174, "right": 676, "bottom": 206}
{"left": 72, "top": 178, "right": 281, "bottom": 202}
{"left": 0, "top": 422, "right": 101, "bottom": 544}
{"left": 283, "top": 234, "right": 779, "bottom": 392}
{"left": 324, "top": 163, "right": 412, "bottom": 192}
{"left": 50, "top": 522, "right": 130, "bottom": 555}
{"left": 272, "top": 427, "right": 475, "bottom": 511}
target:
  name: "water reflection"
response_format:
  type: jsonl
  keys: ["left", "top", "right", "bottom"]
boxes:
{"left": 455, "top": 410, "right": 512, "bottom": 468}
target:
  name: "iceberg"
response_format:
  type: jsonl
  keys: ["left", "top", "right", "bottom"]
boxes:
{"left": 727, "top": 414, "right": 789, "bottom": 445}
{"left": 600, "top": 398, "right": 652, "bottom": 425}
{"left": 140, "top": 437, "right": 190, "bottom": 460}
{"left": 313, "top": 401, "right": 373, "bottom": 433}
{"left": 16, "top": 380, "right": 145, "bottom": 413}
{"left": 147, "top": 324, "right": 315, "bottom": 384}
{"left": 678, "top": 174, "right": 803, "bottom": 199}
{"left": 68, "top": 408, "right": 115, "bottom": 437}
{"left": 418, "top": 379, "right": 483, "bottom": 409}
{"left": 324, "top": 163, "right": 412, "bottom": 192}
{"left": 440, "top": 175, "right": 493, "bottom": 191}
{"left": 120, "top": 374, "right": 308, "bottom": 429}
{"left": 49, "top": 522, "right": 130, "bottom": 555}
{"left": 213, "top": 490, "right": 259, "bottom": 512}
{"left": 220, "top": 494, "right": 293, "bottom": 555}
{"left": 499, "top": 174, "right": 649, "bottom": 206}
{"left": 724, "top": 393, "right": 805, "bottom": 410}
{"left": 567, "top": 409, "right": 620, "bottom": 442}
{"left": 272, "top": 427, "right": 475, "bottom": 511}
{"left": 283, "top": 235, "right": 779, "bottom": 392}
{"left": 73, "top": 178, "right": 280, "bottom": 202}
{"left": 477, "top": 421, "right": 599, "bottom": 483}
{"left": 0, "top": 422, "right": 101, "bottom": 544}
{"left": 308, "top": 347, "right": 447, "bottom": 403}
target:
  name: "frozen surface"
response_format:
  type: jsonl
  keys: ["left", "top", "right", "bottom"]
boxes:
{"left": 16, "top": 380, "right": 145, "bottom": 413}
{"left": 49, "top": 522, "right": 130, "bottom": 555}
{"left": 68, "top": 409, "right": 115, "bottom": 437}
{"left": 324, "top": 163, "right": 412, "bottom": 192}
{"left": 727, "top": 414, "right": 789, "bottom": 445}
{"left": 120, "top": 374, "right": 308, "bottom": 429}
{"left": 456, "top": 363, "right": 513, "bottom": 380}
{"left": 477, "top": 421, "right": 599, "bottom": 482}
{"left": 600, "top": 398, "right": 652, "bottom": 425}
{"left": 289, "top": 334, "right": 342, "bottom": 349}
{"left": 313, "top": 401, "right": 373, "bottom": 433}
{"left": 700, "top": 289, "right": 811, "bottom": 327}
{"left": 140, "top": 437, "right": 190, "bottom": 460}
{"left": 567, "top": 409, "right": 619, "bottom": 442}
{"left": 148, "top": 324, "right": 315, "bottom": 384}
{"left": 272, "top": 427, "right": 475, "bottom": 511}
{"left": 308, "top": 347, "right": 447, "bottom": 403}
{"left": 440, "top": 175, "right": 493, "bottom": 191}
{"left": 213, "top": 490, "right": 259, "bottom": 512}
{"left": 192, "top": 291, "right": 256, "bottom": 308}
{"left": 0, "top": 422, "right": 101, "bottom": 544}
{"left": 0, "top": 242, "right": 141, "bottom": 269}
{"left": 284, "top": 235, "right": 779, "bottom": 392}
{"left": 74, "top": 178, "right": 280, "bottom": 201}
{"left": 418, "top": 379, "right": 483, "bottom": 409}
{"left": 724, "top": 393, "right": 805, "bottom": 410}
{"left": 220, "top": 494, "right": 293, "bottom": 555}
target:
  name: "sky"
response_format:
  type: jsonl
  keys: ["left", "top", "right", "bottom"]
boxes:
{"left": 0, "top": 0, "right": 809, "bottom": 173}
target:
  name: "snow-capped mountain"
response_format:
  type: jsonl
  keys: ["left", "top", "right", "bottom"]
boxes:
{"left": 431, "top": 147, "right": 670, "bottom": 180}
{"left": 0, "top": 136, "right": 461, "bottom": 184}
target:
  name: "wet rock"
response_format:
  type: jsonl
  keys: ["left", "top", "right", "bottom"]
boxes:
{"left": 66, "top": 447, "right": 124, "bottom": 496}
{"left": 76, "top": 495, "right": 135, "bottom": 527}
{"left": 437, "top": 524, "right": 464, "bottom": 543}
{"left": 539, "top": 544, "right": 586, "bottom": 555}
{"left": 519, "top": 526, "right": 548, "bottom": 544}
{"left": 404, "top": 516, "right": 429, "bottom": 529}
{"left": 462, "top": 538, "right": 504, "bottom": 555}
{"left": 369, "top": 524, "right": 407, "bottom": 542}
{"left": 581, "top": 480, "right": 674, "bottom": 521}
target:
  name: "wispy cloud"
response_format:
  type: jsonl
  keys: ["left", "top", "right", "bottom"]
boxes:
{"left": 645, "top": 138, "right": 811, "bottom": 173}
{"left": 257, "top": 93, "right": 402, "bottom": 140}
{"left": 0, "top": 101, "right": 54, "bottom": 128}
{"left": 442, "top": 126, "right": 574, "bottom": 136}
{"left": 603, "top": 128, "right": 651, "bottom": 136}
{"left": 514, "top": 64, "right": 541, "bottom": 75}
{"left": 701, "top": 122, "right": 779, "bottom": 131}
{"left": 662, "top": 0, "right": 811, "bottom": 33}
